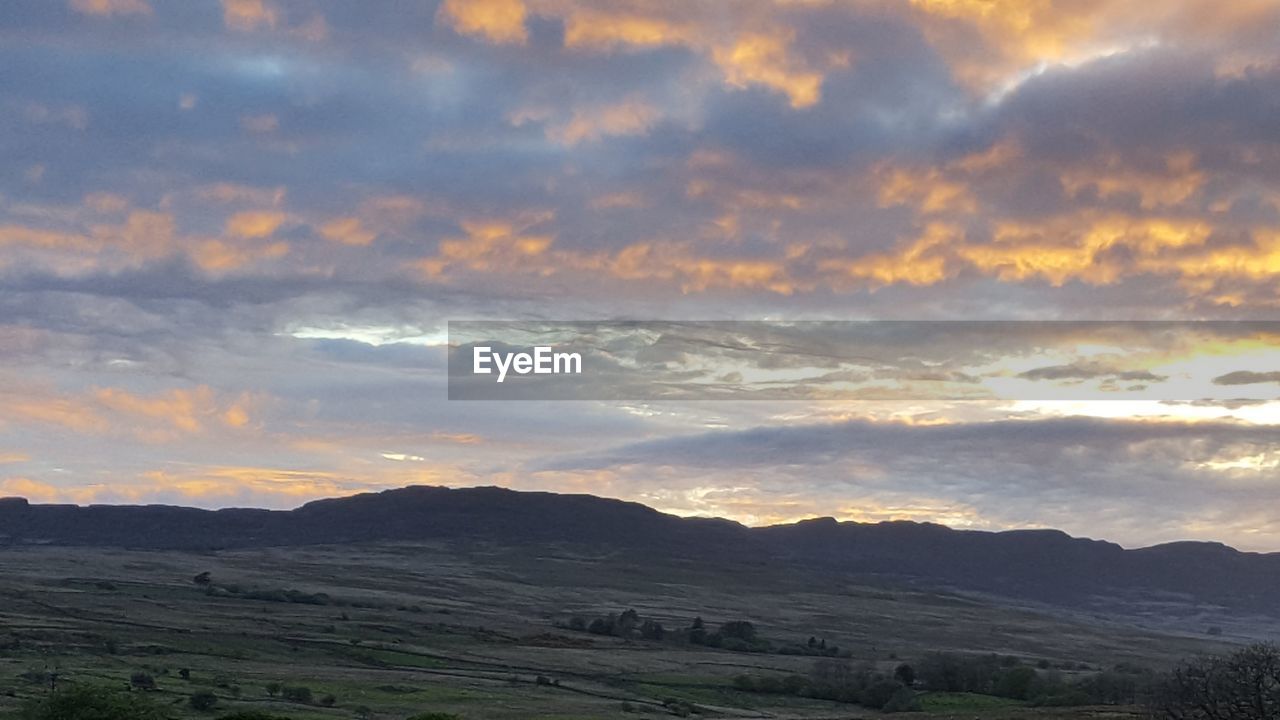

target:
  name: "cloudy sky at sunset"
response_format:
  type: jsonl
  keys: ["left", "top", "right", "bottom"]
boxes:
{"left": 3, "top": 0, "right": 1280, "bottom": 548}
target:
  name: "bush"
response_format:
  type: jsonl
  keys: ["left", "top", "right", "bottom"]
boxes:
{"left": 215, "top": 714, "right": 292, "bottom": 720}
{"left": 281, "top": 685, "right": 313, "bottom": 704}
{"left": 882, "top": 687, "right": 922, "bottom": 713}
{"left": 993, "top": 666, "right": 1038, "bottom": 700}
{"left": 1149, "top": 644, "right": 1280, "bottom": 720}
{"left": 21, "top": 685, "right": 171, "bottom": 720}
{"left": 130, "top": 672, "right": 157, "bottom": 691}
{"left": 189, "top": 691, "right": 219, "bottom": 711}
{"left": 860, "top": 678, "right": 902, "bottom": 709}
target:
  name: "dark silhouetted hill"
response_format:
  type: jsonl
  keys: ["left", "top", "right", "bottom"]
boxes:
{"left": 1, "top": 485, "right": 1278, "bottom": 614}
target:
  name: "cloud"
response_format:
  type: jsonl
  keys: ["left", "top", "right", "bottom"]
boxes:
{"left": 711, "top": 30, "right": 825, "bottom": 109}
{"left": 5, "top": 0, "right": 1280, "bottom": 549}
{"left": 221, "top": 0, "right": 279, "bottom": 32}
{"left": 224, "top": 211, "right": 287, "bottom": 239}
{"left": 69, "top": 0, "right": 151, "bottom": 17}
{"left": 533, "top": 414, "right": 1280, "bottom": 547}
{"left": 437, "top": 0, "right": 529, "bottom": 45}
{"left": 319, "top": 217, "right": 376, "bottom": 246}
{"left": 1214, "top": 371, "right": 1280, "bottom": 386}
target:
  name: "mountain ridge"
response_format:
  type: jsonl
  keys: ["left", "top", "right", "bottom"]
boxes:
{"left": 2, "top": 485, "right": 1278, "bottom": 615}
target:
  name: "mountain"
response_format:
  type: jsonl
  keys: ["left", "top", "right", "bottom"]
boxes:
{"left": 1, "top": 486, "right": 1278, "bottom": 615}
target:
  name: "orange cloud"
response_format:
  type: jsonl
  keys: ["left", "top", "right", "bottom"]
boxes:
{"left": 69, "top": 0, "right": 151, "bottom": 16}
{"left": 221, "top": 0, "right": 279, "bottom": 31}
{"left": 446, "top": 1, "right": 836, "bottom": 108}
{"left": 1, "top": 384, "right": 259, "bottom": 442}
{"left": 605, "top": 242, "right": 797, "bottom": 294}
{"left": 557, "top": 4, "right": 698, "bottom": 50}
{"left": 1059, "top": 152, "right": 1206, "bottom": 210}
{"left": 819, "top": 222, "right": 958, "bottom": 288}
{"left": 0, "top": 478, "right": 93, "bottom": 504}
{"left": 416, "top": 213, "right": 556, "bottom": 277}
{"left": 877, "top": 166, "right": 977, "bottom": 214}
{"left": 543, "top": 98, "right": 661, "bottom": 145}
{"left": 190, "top": 237, "right": 289, "bottom": 272}
{"left": 711, "top": 30, "right": 824, "bottom": 109}
{"left": 320, "top": 217, "right": 377, "bottom": 246}
{"left": 225, "top": 210, "right": 287, "bottom": 238}
{"left": 960, "top": 215, "right": 1213, "bottom": 286}
{"left": 902, "top": 0, "right": 1280, "bottom": 93}
{"left": 437, "top": 0, "right": 529, "bottom": 45}
{"left": 93, "top": 386, "right": 258, "bottom": 436}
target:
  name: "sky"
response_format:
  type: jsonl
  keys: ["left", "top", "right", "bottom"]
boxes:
{"left": 2, "top": 0, "right": 1280, "bottom": 549}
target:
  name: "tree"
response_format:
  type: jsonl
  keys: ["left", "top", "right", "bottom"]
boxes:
{"left": 21, "top": 684, "right": 170, "bottom": 720}
{"left": 894, "top": 663, "right": 916, "bottom": 686}
{"left": 994, "top": 666, "right": 1038, "bottom": 700}
{"left": 688, "top": 617, "right": 707, "bottom": 645}
{"left": 719, "top": 620, "right": 757, "bottom": 642}
{"left": 587, "top": 617, "right": 612, "bottom": 635}
{"left": 264, "top": 682, "right": 281, "bottom": 697}
{"left": 640, "top": 619, "right": 665, "bottom": 641}
{"left": 130, "top": 672, "right": 157, "bottom": 691}
{"left": 1150, "top": 644, "right": 1280, "bottom": 720}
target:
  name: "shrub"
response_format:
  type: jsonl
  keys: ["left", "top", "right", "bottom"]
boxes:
{"left": 993, "top": 666, "right": 1038, "bottom": 700}
{"left": 130, "top": 671, "right": 157, "bottom": 691}
{"left": 882, "top": 687, "right": 922, "bottom": 713}
{"left": 21, "top": 685, "right": 170, "bottom": 720}
{"left": 1149, "top": 644, "right": 1280, "bottom": 720}
{"left": 281, "top": 685, "right": 313, "bottom": 704}
{"left": 189, "top": 691, "right": 219, "bottom": 711}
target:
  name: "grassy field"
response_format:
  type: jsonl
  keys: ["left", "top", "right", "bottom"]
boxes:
{"left": 0, "top": 541, "right": 1230, "bottom": 719}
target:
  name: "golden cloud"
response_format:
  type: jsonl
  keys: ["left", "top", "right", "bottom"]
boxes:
{"left": 221, "top": 0, "right": 279, "bottom": 32}
{"left": 711, "top": 30, "right": 824, "bottom": 109}
{"left": 225, "top": 210, "right": 288, "bottom": 239}
{"left": 320, "top": 217, "right": 376, "bottom": 246}
{"left": 437, "top": 0, "right": 529, "bottom": 45}
{"left": 1, "top": 384, "right": 260, "bottom": 442}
